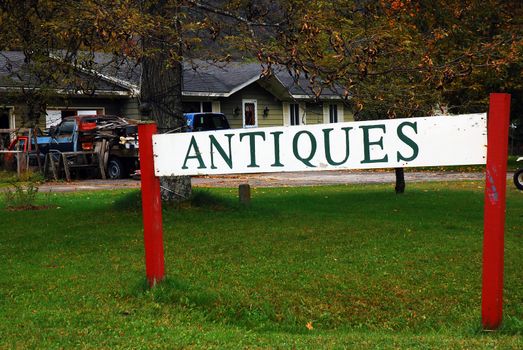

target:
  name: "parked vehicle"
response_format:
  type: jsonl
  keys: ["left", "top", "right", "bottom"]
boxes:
{"left": 8, "top": 115, "right": 139, "bottom": 179}
{"left": 514, "top": 157, "right": 523, "bottom": 190}
{"left": 183, "top": 112, "right": 231, "bottom": 132}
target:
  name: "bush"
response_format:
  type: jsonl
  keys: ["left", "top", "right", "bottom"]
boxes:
{"left": 2, "top": 182, "right": 40, "bottom": 210}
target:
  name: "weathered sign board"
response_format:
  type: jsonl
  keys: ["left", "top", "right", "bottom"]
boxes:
{"left": 153, "top": 114, "right": 487, "bottom": 176}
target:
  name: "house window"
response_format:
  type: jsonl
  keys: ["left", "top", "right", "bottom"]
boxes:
{"left": 182, "top": 101, "right": 213, "bottom": 113}
{"left": 290, "top": 103, "right": 300, "bottom": 125}
{"left": 0, "top": 108, "right": 10, "bottom": 129}
{"left": 202, "top": 102, "right": 212, "bottom": 112}
{"left": 182, "top": 102, "right": 200, "bottom": 113}
{"left": 243, "top": 99, "right": 257, "bottom": 128}
{"left": 329, "top": 104, "right": 338, "bottom": 123}
{"left": 0, "top": 108, "right": 12, "bottom": 147}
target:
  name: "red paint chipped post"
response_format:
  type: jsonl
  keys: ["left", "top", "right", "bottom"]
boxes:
{"left": 481, "top": 93, "right": 511, "bottom": 330}
{"left": 138, "top": 123, "right": 165, "bottom": 287}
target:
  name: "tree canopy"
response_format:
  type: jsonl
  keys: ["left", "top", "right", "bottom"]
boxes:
{"left": 0, "top": 0, "right": 521, "bottom": 122}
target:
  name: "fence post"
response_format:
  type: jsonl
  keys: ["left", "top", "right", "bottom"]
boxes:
{"left": 482, "top": 93, "right": 511, "bottom": 330}
{"left": 138, "top": 123, "right": 165, "bottom": 287}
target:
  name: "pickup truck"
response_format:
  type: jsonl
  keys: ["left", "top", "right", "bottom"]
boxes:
{"left": 183, "top": 112, "right": 231, "bottom": 132}
{"left": 8, "top": 113, "right": 231, "bottom": 179}
{"left": 9, "top": 115, "right": 139, "bottom": 179}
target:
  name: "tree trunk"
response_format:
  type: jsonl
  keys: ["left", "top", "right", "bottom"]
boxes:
{"left": 140, "top": 55, "right": 184, "bottom": 132}
{"left": 395, "top": 167, "right": 405, "bottom": 194}
{"left": 140, "top": 4, "right": 191, "bottom": 202}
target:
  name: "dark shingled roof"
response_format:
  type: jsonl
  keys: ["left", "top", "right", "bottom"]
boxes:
{"left": 0, "top": 51, "right": 131, "bottom": 94}
{"left": 181, "top": 60, "right": 343, "bottom": 98}
{"left": 1, "top": 51, "right": 344, "bottom": 99}
{"left": 90, "top": 54, "right": 343, "bottom": 99}
{"left": 183, "top": 61, "right": 261, "bottom": 94}
{"left": 0, "top": 51, "right": 29, "bottom": 87}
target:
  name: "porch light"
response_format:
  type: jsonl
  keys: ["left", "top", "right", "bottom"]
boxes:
{"left": 233, "top": 106, "right": 240, "bottom": 118}
{"left": 263, "top": 106, "right": 269, "bottom": 118}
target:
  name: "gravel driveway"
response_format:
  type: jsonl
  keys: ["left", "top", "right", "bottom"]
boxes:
{"left": 34, "top": 170, "right": 495, "bottom": 192}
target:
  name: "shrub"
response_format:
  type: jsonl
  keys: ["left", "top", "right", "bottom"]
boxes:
{"left": 2, "top": 182, "right": 40, "bottom": 210}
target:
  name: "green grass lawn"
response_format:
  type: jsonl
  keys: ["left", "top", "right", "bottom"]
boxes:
{"left": 1, "top": 182, "right": 522, "bottom": 348}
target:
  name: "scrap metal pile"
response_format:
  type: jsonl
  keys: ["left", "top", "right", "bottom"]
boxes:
{"left": 2, "top": 115, "right": 140, "bottom": 179}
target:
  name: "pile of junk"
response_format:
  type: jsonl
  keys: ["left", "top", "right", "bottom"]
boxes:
{"left": 0, "top": 115, "right": 139, "bottom": 180}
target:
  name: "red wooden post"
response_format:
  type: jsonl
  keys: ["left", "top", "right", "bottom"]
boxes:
{"left": 138, "top": 123, "right": 165, "bottom": 287}
{"left": 482, "top": 93, "right": 511, "bottom": 330}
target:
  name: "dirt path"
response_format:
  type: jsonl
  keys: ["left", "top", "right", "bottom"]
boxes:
{"left": 34, "top": 170, "right": 496, "bottom": 192}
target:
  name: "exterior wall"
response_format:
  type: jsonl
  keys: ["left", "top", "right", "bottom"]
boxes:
{"left": 304, "top": 103, "right": 324, "bottom": 124}
{"left": 344, "top": 104, "right": 355, "bottom": 122}
{"left": 1, "top": 88, "right": 354, "bottom": 131}
{"left": 122, "top": 97, "right": 223, "bottom": 120}
{"left": 122, "top": 98, "right": 141, "bottom": 119}
{"left": 220, "top": 82, "right": 284, "bottom": 129}
{"left": 49, "top": 97, "right": 125, "bottom": 116}
{"left": 2, "top": 96, "right": 127, "bottom": 130}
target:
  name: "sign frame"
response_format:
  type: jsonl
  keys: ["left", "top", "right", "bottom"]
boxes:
{"left": 138, "top": 93, "right": 511, "bottom": 330}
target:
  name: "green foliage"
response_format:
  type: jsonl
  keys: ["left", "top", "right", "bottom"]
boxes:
{"left": 1, "top": 0, "right": 521, "bottom": 126}
{"left": 0, "top": 183, "right": 522, "bottom": 348}
{"left": 2, "top": 181, "right": 39, "bottom": 210}
{"left": 0, "top": 170, "right": 45, "bottom": 185}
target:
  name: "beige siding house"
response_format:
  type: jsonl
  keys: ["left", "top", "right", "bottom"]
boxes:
{"left": 0, "top": 52, "right": 353, "bottom": 138}
{"left": 179, "top": 61, "right": 354, "bottom": 129}
{"left": 124, "top": 60, "right": 354, "bottom": 129}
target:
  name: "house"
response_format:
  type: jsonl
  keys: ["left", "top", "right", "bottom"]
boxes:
{"left": 177, "top": 61, "right": 354, "bottom": 129}
{"left": 0, "top": 52, "right": 353, "bottom": 139}
{"left": 114, "top": 59, "right": 354, "bottom": 129}
{"left": 0, "top": 51, "right": 131, "bottom": 146}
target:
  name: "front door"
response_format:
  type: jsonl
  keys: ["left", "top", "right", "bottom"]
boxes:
{"left": 242, "top": 99, "right": 257, "bottom": 128}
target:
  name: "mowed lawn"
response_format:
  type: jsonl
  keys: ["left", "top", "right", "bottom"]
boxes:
{"left": 0, "top": 181, "right": 522, "bottom": 349}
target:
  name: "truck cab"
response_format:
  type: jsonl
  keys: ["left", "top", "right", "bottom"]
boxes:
{"left": 183, "top": 113, "right": 231, "bottom": 132}
{"left": 48, "top": 115, "right": 139, "bottom": 179}
{"left": 9, "top": 115, "right": 139, "bottom": 179}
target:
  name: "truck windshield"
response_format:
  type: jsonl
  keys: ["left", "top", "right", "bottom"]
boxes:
{"left": 58, "top": 120, "right": 75, "bottom": 135}
{"left": 193, "top": 114, "right": 230, "bottom": 131}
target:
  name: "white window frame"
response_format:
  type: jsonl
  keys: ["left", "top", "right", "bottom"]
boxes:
{"left": 6, "top": 107, "right": 15, "bottom": 130}
{"left": 211, "top": 101, "right": 221, "bottom": 113}
{"left": 9, "top": 109, "right": 14, "bottom": 130}
{"left": 242, "top": 99, "right": 258, "bottom": 128}
{"left": 285, "top": 102, "right": 306, "bottom": 126}
{"left": 290, "top": 103, "right": 300, "bottom": 126}
{"left": 323, "top": 103, "right": 344, "bottom": 124}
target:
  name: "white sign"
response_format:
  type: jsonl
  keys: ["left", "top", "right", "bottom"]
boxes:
{"left": 153, "top": 114, "right": 487, "bottom": 176}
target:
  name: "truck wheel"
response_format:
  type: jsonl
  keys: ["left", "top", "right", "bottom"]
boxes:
{"left": 107, "top": 157, "right": 125, "bottom": 179}
{"left": 514, "top": 169, "right": 523, "bottom": 191}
